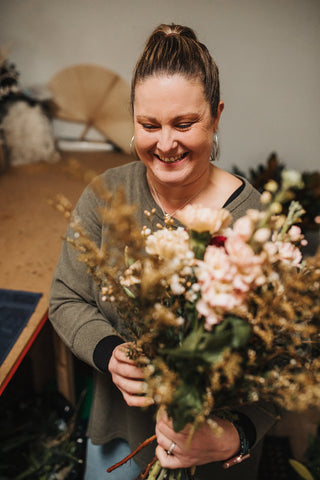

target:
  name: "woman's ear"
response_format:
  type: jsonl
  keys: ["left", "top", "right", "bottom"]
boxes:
{"left": 213, "top": 101, "right": 224, "bottom": 132}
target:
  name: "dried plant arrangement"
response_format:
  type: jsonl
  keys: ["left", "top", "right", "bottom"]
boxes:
{"left": 53, "top": 168, "right": 320, "bottom": 480}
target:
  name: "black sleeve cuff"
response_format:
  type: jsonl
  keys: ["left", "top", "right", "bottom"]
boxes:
{"left": 93, "top": 335, "right": 125, "bottom": 373}
{"left": 232, "top": 411, "right": 257, "bottom": 448}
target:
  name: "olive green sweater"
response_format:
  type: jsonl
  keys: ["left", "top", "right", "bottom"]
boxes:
{"left": 49, "top": 161, "right": 279, "bottom": 479}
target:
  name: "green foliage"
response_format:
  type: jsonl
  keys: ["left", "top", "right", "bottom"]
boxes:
{"left": 0, "top": 391, "right": 85, "bottom": 480}
{"left": 289, "top": 459, "right": 314, "bottom": 480}
{"left": 303, "top": 431, "right": 320, "bottom": 480}
{"left": 232, "top": 152, "right": 320, "bottom": 231}
{"left": 290, "top": 427, "right": 320, "bottom": 480}
{"left": 189, "top": 230, "right": 212, "bottom": 259}
{"left": 160, "top": 317, "right": 251, "bottom": 432}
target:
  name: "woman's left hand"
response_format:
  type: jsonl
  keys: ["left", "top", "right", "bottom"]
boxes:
{"left": 155, "top": 409, "right": 240, "bottom": 469}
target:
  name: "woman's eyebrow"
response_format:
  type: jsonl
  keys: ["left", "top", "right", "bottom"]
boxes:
{"left": 136, "top": 113, "right": 199, "bottom": 122}
{"left": 136, "top": 115, "right": 158, "bottom": 122}
{"left": 174, "top": 114, "right": 199, "bottom": 122}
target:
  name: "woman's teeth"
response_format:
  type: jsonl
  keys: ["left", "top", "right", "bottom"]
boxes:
{"left": 157, "top": 153, "right": 186, "bottom": 163}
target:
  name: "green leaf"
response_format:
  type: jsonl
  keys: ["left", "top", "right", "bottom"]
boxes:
{"left": 189, "top": 230, "right": 212, "bottom": 260}
{"left": 123, "top": 286, "right": 136, "bottom": 299}
{"left": 178, "top": 325, "right": 204, "bottom": 350}
{"left": 289, "top": 459, "right": 314, "bottom": 480}
{"left": 162, "top": 317, "right": 251, "bottom": 365}
{"left": 229, "top": 316, "right": 251, "bottom": 348}
{"left": 170, "top": 384, "right": 203, "bottom": 432}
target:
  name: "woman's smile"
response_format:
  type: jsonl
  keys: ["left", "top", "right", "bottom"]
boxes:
{"left": 155, "top": 152, "right": 188, "bottom": 164}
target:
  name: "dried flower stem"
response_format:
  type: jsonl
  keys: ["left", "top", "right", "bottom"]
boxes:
{"left": 107, "top": 434, "right": 157, "bottom": 473}
{"left": 139, "top": 457, "right": 158, "bottom": 480}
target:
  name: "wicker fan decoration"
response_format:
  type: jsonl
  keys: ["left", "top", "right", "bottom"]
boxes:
{"left": 48, "top": 64, "right": 133, "bottom": 154}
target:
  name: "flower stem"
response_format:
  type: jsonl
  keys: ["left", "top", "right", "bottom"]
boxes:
{"left": 147, "top": 459, "right": 162, "bottom": 479}
{"left": 140, "top": 457, "right": 158, "bottom": 480}
{"left": 106, "top": 434, "right": 157, "bottom": 473}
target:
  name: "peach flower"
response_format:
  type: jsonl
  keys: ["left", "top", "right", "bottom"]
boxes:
{"left": 177, "top": 205, "right": 232, "bottom": 235}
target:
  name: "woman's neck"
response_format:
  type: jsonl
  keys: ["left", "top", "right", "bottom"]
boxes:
{"left": 147, "top": 165, "right": 243, "bottom": 216}
{"left": 147, "top": 165, "right": 214, "bottom": 216}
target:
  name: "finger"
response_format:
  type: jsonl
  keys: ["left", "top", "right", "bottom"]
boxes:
{"left": 113, "top": 375, "right": 147, "bottom": 396}
{"left": 156, "top": 414, "right": 180, "bottom": 441}
{"left": 123, "top": 391, "right": 154, "bottom": 408}
{"left": 111, "top": 361, "right": 145, "bottom": 380}
{"left": 109, "top": 351, "right": 145, "bottom": 379}
{"left": 156, "top": 444, "right": 184, "bottom": 469}
{"left": 113, "top": 344, "right": 136, "bottom": 364}
{"left": 155, "top": 429, "right": 180, "bottom": 456}
{"left": 112, "top": 373, "right": 154, "bottom": 406}
{"left": 156, "top": 405, "right": 170, "bottom": 422}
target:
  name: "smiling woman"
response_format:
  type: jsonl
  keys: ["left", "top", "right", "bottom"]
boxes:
{"left": 49, "top": 23, "right": 278, "bottom": 480}
{"left": 133, "top": 74, "right": 226, "bottom": 211}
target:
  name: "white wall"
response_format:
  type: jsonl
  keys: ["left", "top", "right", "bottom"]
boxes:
{"left": 1, "top": 0, "right": 319, "bottom": 172}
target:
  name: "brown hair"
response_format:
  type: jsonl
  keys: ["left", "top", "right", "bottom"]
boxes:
{"left": 131, "top": 23, "right": 220, "bottom": 118}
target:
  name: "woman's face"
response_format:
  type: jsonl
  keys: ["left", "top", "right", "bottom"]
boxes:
{"left": 133, "top": 74, "right": 223, "bottom": 188}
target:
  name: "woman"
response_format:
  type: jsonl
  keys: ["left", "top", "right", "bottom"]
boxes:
{"left": 49, "top": 24, "right": 278, "bottom": 479}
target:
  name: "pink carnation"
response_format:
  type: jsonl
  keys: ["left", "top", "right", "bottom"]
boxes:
{"left": 195, "top": 235, "right": 265, "bottom": 330}
{"left": 225, "top": 235, "right": 265, "bottom": 288}
{"left": 233, "top": 216, "right": 255, "bottom": 241}
{"left": 276, "top": 241, "right": 302, "bottom": 266}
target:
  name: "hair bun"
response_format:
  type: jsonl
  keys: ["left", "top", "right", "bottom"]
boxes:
{"left": 151, "top": 23, "right": 198, "bottom": 42}
{"left": 131, "top": 23, "right": 220, "bottom": 119}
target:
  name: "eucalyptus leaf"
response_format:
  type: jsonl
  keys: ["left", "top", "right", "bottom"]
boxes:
{"left": 123, "top": 286, "right": 136, "bottom": 299}
{"left": 289, "top": 459, "right": 314, "bottom": 480}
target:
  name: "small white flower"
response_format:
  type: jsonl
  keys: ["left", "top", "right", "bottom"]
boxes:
{"left": 170, "top": 274, "right": 185, "bottom": 295}
{"left": 185, "top": 289, "right": 197, "bottom": 302}
{"left": 192, "top": 283, "right": 201, "bottom": 292}
{"left": 145, "top": 227, "right": 191, "bottom": 260}
{"left": 176, "top": 316, "right": 185, "bottom": 326}
{"left": 253, "top": 228, "right": 271, "bottom": 243}
{"left": 281, "top": 169, "right": 304, "bottom": 190}
{"left": 260, "top": 191, "right": 272, "bottom": 204}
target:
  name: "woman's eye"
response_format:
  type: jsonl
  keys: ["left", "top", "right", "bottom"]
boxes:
{"left": 142, "top": 124, "right": 158, "bottom": 130}
{"left": 176, "top": 123, "right": 192, "bottom": 130}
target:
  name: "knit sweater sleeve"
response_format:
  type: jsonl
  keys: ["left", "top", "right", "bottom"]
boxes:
{"left": 49, "top": 181, "right": 124, "bottom": 372}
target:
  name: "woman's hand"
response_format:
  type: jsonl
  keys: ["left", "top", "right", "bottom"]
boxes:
{"left": 108, "top": 342, "right": 154, "bottom": 408}
{"left": 155, "top": 409, "right": 240, "bottom": 469}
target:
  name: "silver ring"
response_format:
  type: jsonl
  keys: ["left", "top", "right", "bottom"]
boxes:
{"left": 166, "top": 442, "right": 176, "bottom": 455}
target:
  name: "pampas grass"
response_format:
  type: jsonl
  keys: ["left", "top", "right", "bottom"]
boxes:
{"left": 2, "top": 100, "right": 59, "bottom": 166}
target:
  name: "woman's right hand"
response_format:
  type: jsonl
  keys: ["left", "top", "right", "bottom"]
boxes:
{"left": 108, "top": 342, "right": 154, "bottom": 407}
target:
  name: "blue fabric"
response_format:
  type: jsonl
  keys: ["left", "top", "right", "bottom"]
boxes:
{"left": 84, "top": 438, "right": 142, "bottom": 480}
{"left": 0, "top": 288, "right": 42, "bottom": 365}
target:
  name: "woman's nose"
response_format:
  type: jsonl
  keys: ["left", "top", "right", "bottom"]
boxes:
{"left": 156, "top": 128, "right": 178, "bottom": 153}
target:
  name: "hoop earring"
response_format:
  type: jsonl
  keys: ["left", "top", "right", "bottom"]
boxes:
{"left": 210, "top": 133, "right": 219, "bottom": 162}
{"left": 130, "top": 135, "right": 135, "bottom": 154}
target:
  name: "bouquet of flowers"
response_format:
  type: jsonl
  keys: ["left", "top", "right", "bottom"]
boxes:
{"left": 62, "top": 169, "right": 320, "bottom": 480}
